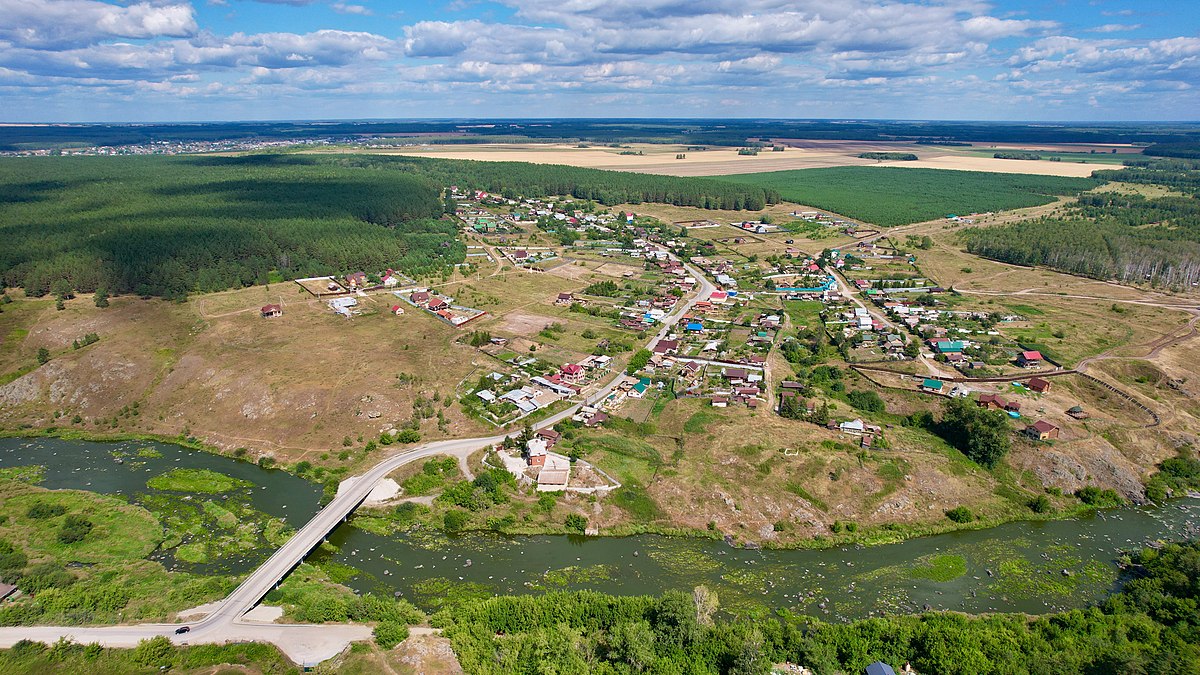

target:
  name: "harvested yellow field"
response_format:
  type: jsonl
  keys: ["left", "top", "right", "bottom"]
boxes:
{"left": 876, "top": 154, "right": 1102, "bottom": 177}
{"left": 313, "top": 140, "right": 1110, "bottom": 178}
{"left": 313, "top": 142, "right": 884, "bottom": 176}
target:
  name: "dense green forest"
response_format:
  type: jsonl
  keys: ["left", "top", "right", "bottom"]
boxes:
{"left": 432, "top": 541, "right": 1200, "bottom": 674}
{"left": 0, "top": 155, "right": 460, "bottom": 299}
{"left": 334, "top": 155, "right": 779, "bottom": 209}
{"left": 0, "top": 154, "right": 778, "bottom": 298}
{"left": 962, "top": 159, "right": 1200, "bottom": 289}
{"left": 721, "top": 167, "right": 1098, "bottom": 227}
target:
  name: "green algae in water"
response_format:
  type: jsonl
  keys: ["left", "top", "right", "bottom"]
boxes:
{"left": 646, "top": 544, "right": 722, "bottom": 576}
{"left": 411, "top": 577, "right": 492, "bottom": 610}
{"left": 136, "top": 446, "right": 163, "bottom": 458}
{"left": 908, "top": 554, "right": 967, "bottom": 582}
{"left": 529, "top": 564, "right": 616, "bottom": 590}
{"left": 139, "top": 492, "right": 292, "bottom": 566}
{"left": 147, "top": 468, "right": 252, "bottom": 494}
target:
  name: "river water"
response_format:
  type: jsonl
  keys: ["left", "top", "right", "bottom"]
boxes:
{"left": 3, "top": 437, "right": 1197, "bottom": 619}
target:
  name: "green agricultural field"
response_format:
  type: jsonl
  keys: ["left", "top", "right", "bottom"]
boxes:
{"left": 720, "top": 167, "right": 1099, "bottom": 227}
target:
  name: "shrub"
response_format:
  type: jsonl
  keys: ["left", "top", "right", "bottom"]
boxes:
{"left": 443, "top": 510, "right": 469, "bottom": 534}
{"left": 1076, "top": 486, "right": 1123, "bottom": 506}
{"left": 846, "top": 389, "right": 886, "bottom": 413}
{"left": 57, "top": 515, "right": 94, "bottom": 544}
{"left": 1028, "top": 495, "right": 1053, "bottom": 513}
{"left": 945, "top": 506, "right": 974, "bottom": 523}
{"left": 565, "top": 514, "right": 588, "bottom": 533}
{"left": 373, "top": 620, "right": 410, "bottom": 649}
{"left": 132, "top": 636, "right": 175, "bottom": 666}
{"left": 26, "top": 502, "right": 66, "bottom": 519}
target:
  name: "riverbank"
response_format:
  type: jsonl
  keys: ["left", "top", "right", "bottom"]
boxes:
{"left": 1, "top": 426, "right": 1180, "bottom": 553}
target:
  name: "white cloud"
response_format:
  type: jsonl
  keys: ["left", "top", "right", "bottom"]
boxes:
{"left": 0, "top": 0, "right": 197, "bottom": 49}
{"left": 1088, "top": 23, "right": 1142, "bottom": 33}
{"left": 332, "top": 3, "right": 372, "bottom": 15}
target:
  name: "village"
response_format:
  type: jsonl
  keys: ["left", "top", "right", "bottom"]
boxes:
{"left": 233, "top": 184, "right": 1145, "bottom": 500}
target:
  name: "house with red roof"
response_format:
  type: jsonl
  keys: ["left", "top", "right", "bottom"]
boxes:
{"left": 1027, "top": 377, "right": 1052, "bottom": 393}
{"left": 1018, "top": 350, "right": 1044, "bottom": 368}
{"left": 653, "top": 339, "right": 679, "bottom": 355}
{"left": 260, "top": 304, "right": 282, "bottom": 318}
{"left": 1025, "top": 420, "right": 1060, "bottom": 440}
{"left": 560, "top": 363, "right": 585, "bottom": 384}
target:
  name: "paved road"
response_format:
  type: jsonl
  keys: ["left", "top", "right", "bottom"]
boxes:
{"left": 0, "top": 245, "right": 715, "bottom": 666}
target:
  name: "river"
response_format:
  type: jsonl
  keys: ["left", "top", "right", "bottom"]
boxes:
{"left": 3, "top": 437, "right": 1197, "bottom": 620}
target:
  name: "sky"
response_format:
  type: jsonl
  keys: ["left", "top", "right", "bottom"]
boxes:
{"left": 0, "top": 0, "right": 1197, "bottom": 122}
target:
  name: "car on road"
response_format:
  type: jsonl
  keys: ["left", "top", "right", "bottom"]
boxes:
{"left": 174, "top": 626, "right": 190, "bottom": 634}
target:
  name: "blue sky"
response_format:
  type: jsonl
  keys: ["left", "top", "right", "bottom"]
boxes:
{"left": 1, "top": 0, "right": 1197, "bottom": 122}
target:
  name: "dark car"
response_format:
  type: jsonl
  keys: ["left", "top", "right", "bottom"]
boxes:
{"left": 174, "top": 626, "right": 190, "bottom": 634}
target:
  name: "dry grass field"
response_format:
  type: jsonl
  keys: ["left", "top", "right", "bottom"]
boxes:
{"left": 0, "top": 285, "right": 493, "bottom": 464}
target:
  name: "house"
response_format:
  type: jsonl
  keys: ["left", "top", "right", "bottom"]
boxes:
{"left": 584, "top": 412, "right": 609, "bottom": 427}
{"left": 920, "top": 378, "right": 945, "bottom": 394}
{"left": 685, "top": 322, "right": 705, "bottom": 332}
{"left": 653, "top": 340, "right": 679, "bottom": 355}
{"left": 839, "top": 419, "right": 866, "bottom": 435}
{"left": 1067, "top": 405, "right": 1090, "bottom": 420}
{"left": 475, "top": 389, "right": 497, "bottom": 403}
{"left": 932, "top": 340, "right": 964, "bottom": 354}
{"left": 723, "top": 368, "right": 748, "bottom": 383}
{"left": 976, "top": 393, "right": 1008, "bottom": 410}
{"left": 1025, "top": 420, "right": 1060, "bottom": 440}
{"left": 711, "top": 396, "right": 728, "bottom": 408}
{"left": 630, "top": 381, "right": 649, "bottom": 398}
{"left": 410, "top": 290, "right": 430, "bottom": 305}
{"left": 536, "top": 428, "right": 561, "bottom": 448}
{"left": 560, "top": 363, "right": 585, "bottom": 384}
{"left": 526, "top": 437, "right": 548, "bottom": 467}
{"left": 555, "top": 292, "right": 574, "bottom": 305}
{"left": 427, "top": 298, "right": 449, "bottom": 312}
{"left": 1018, "top": 350, "right": 1044, "bottom": 368}
{"left": 345, "top": 271, "right": 368, "bottom": 288}
{"left": 1027, "top": 377, "right": 1052, "bottom": 393}
{"left": 390, "top": 305, "right": 405, "bottom": 316}
{"left": 260, "top": 304, "right": 282, "bottom": 318}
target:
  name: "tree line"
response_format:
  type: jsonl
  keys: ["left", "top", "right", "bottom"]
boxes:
{"left": 431, "top": 540, "right": 1200, "bottom": 674}
{"left": 333, "top": 155, "right": 781, "bottom": 210}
